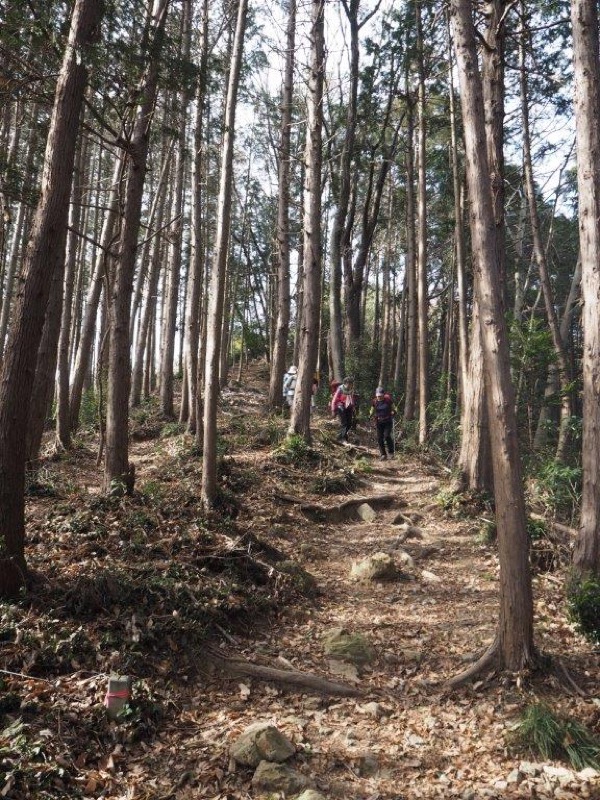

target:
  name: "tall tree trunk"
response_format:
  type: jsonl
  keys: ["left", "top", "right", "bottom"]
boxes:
{"left": 184, "top": 0, "right": 208, "bottom": 433}
{"left": 130, "top": 175, "right": 168, "bottom": 407}
{"left": 447, "top": 12, "right": 469, "bottom": 402}
{"left": 518, "top": 6, "right": 572, "bottom": 462}
{"left": 0, "top": 106, "right": 40, "bottom": 358}
{"left": 416, "top": 0, "right": 428, "bottom": 444}
{"left": 104, "top": 0, "right": 170, "bottom": 493}
{"left": 288, "top": 0, "right": 324, "bottom": 442}
{"left": 268, "top": 0, "right": 296, "bottom": 408}
{"left": 449, "top": 0, "right": 534, "bottom": 680}
{"left": 0, "top": 0, "right": 103, "bottom": 597}
{"left": 55, "top": 130, "right": 87, "bottom": 450}
{"left": 403, "top": 96, "right": 417, "bottom": 421}
{"left": 69, "top": 154, "right": 123, "bottom": 432}
{"left": 571, "top": 0, "right": 600, "bottom": 580}
{"left": 159, "top": 0, "right": 192, "bottom": 418}
{"left": 201, "top": 0, "right": 248, "bottom": 506}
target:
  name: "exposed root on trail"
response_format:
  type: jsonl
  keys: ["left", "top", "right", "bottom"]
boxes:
{"left": 204, "top": 644, "right": 363, "bottom": 697}
{"left": 447, "top": 641, "right": 588, "bottom": 697}
{"left": 446, "top": 640, "right": 501, "bottom": 688}
{"left": 274, "top": 491, "right": 402, "bottom": 522}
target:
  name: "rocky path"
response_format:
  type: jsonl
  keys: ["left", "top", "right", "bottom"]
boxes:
{"left": 171, "top": 449, "right": 599, "bottom": 800}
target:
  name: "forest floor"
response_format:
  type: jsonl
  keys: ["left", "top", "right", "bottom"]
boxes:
{"left": 1, "top": 362, "right": 599, "bottom": 800}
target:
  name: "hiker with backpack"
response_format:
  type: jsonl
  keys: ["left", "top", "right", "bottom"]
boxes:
{"left": 282, "top": 365, "right": 298, "bottom": 408}
{"left": 369, "top": 386, "right": 395, "bottom": 460}
{"left": 330, "top": 376, "right": 358, "bottom": 441}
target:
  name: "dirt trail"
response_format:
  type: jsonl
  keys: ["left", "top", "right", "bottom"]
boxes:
{"left": 13, "top": 376, "right": 599, "bottom": 800}
{"left": 174, "top": 425, "right": 597, "bottom": 800}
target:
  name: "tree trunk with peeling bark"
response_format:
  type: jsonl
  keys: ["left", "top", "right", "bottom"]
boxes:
{"left": 449, "top": 0, "right": 535, "bottom": 680}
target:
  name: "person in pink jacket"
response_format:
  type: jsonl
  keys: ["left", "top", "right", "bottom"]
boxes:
{"left": 330, "top": 376, "right": 357, "bottom": 441}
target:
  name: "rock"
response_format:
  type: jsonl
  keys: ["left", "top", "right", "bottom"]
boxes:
{"left": 493, "top": 780, "right": 508, "bottom": 791}
{"left": 394, "top": 522, "right": 424, "bottom": 539}
{"left": 420, "top": 569, "right": 441, "bottom": 583}
{"left": 543, "top": 765, "right": 575, "bottom": 783}
{"left": 350, "top": 552, "right": 398, "bottom": 582}
{"left": 230, "top": 722, "right": 295, "bottom": 768}
{"left": 295, "top": 792, "right": 327, "bottom": 800}
{"left": 356, "top": 753, "right": 379, "bottom": 777}
{"left": 507, "top": 769, "right": 525, "bottom": 785}
{"left": 323, "top": 628, "right": 375, "bottom": 666}
{"left": 278, "top": 560, "right": 318, "bottom": 594}
{"left": 359, "top": 701, "right": 383, "bottom": 719}
{"left": 395, "top": 550, "right": 415, "bottom": 569}
{"left": 252, "top": 760, "right": 310, "bottom": 794}
{"left": 519, "top": 761, "right": 542, "bottom": 777}
{"left": 577, "top": 767, "right": 600, "bottom": 781}
{"left": 461, "top": 791, "right": 476, "bottom": 800}
{"left": 400, "top": 647, "right": 423, "bottom": 663}
{"left": 357, "top": 503, "right": 377, "bottom": 523}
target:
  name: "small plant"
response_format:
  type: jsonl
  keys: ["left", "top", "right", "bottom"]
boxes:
{"left": 273, "top": 433, "right": 314, "bottom": 464}
{"left": 160, "top": 421, "right": 185, "bottom": 438}
{"left": 530, "top": 462, "right": 582, "bottom": 522}
{"left": 310, "top": 468, "right": 362, "bottom": 495}
{"left": 509, "top": 703, "right": 600, "bottom": 771}
{"left": 568, "top": 576, "right": 600, "bottom": 645}
{"left": 477, "top": 518, "right": 497, "bottom": 545}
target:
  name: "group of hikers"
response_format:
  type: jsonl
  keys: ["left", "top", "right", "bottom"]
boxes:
{"left": 282, "top": 367, "right": 396, "bottom": 461}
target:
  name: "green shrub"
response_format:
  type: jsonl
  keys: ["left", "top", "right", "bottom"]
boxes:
{"left": 568, "top": 576, "right": 600, "bottom": 645}
{"left": 510, "top": 703, "right": 600, "bottom": 771}
{"left": 530, "top": 462, "right": 582, "bottom": 521}
{"left": 273, "top": 433, "right": 315, "bottom": 464}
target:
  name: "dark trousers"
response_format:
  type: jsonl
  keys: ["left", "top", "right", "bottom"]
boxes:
{"left": 377, "top": 418, "right": 394, "bottom": 455}
{"left": 336, "top": 407, "right": 354, "bottom": 440}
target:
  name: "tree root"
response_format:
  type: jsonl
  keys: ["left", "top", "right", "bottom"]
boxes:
{"left": 529, "top": 512, "right": 577, "bottom": 539}
{"left": 552, "top": 657, "right": 588, "bottom": 697}
{"left": 446, "top": 640, "right": 500, "bottom": 688}
{"left": 204, "top": 645, "right": 363, "bottom": 697}
{"left": 274, "top": 492, "right": 400, "bottom": 522}
{"left": 447, "top": 642, "right": 588, "bottom": 697}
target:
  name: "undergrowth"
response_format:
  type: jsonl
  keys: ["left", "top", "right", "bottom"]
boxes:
{"left": 509, "top": 703, "right": 600, "bottom": 771}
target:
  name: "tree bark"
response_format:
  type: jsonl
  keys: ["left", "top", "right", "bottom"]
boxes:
{"left": 449, "top": 0, "right": 534, "bottom": 676}
{"left": 571, "top": 0, "right": 600, "bottom": 579}
{"left": 416, "top": 0, "right": 429, "bottom": 445}
{"left": 104, "top": 0, "right": 170, "bottom": 492}
{"left": 268, "top": 0, "right": 296, "bottom": 409}
{"left": 0, "top": 0, "right": 103, "bottom": 596}
{"left": 201, "top": 0, "right": 248, "bottom": 506}
{"left": 288, "top": 0, "right": 325, "bottom": 443}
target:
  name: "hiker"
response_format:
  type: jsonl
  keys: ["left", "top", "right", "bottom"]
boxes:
{"left": 282, "top": 365, "right": 298, "bottom": 408}
{"left": 369, "top": 386, "right": 395, "bottom": 460}
{"left": 331, "top": 376, "right": 357, "bottom": 441}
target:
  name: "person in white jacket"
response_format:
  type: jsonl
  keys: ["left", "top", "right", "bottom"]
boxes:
{"left": 282, "top": 365, "right": 298, "bottom": 408}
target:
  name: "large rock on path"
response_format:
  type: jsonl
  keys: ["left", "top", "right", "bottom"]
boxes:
{"left": 323, "top": 628, "right": 375, "bottom": 666}
{"left": 350, "top": 552, "right": 399, "bottom": 582}
{"left": 230, "top": 722, "right": 295, "bottom": 768}
{"left": 252, "top": 760, "right": 310, "bottom": 794}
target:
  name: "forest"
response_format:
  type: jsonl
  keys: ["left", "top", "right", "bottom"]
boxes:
{"left": 0, "top": 0, "right": 600, "bottom": 798}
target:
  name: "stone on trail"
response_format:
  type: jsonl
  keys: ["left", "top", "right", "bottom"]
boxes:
{"left": 322, "top": 628, "right": 375, "bottom": 666}
{"left": 350, "top": 552, "right": 398, "bottom": 582}
{"left": 252, "top": 760, "right": 310, "bottom": 794}
{"left": 357, "top": 502, "right": 377, "bottom": 523}
{"left": 421, "top": 569, "right": 441, "bottom": 583}
{"left": 230, "top": 722, "right": 295, "bottom": 768}
{"left": 294, "top": 791, "right": 327, "bottom": 800}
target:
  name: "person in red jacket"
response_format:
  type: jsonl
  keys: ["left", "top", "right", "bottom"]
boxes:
{"left": 330, "top": 376, "right": 357, "bottom": 441}
{"left": 370, "top": 386, "right": 395, "bottom": 460}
